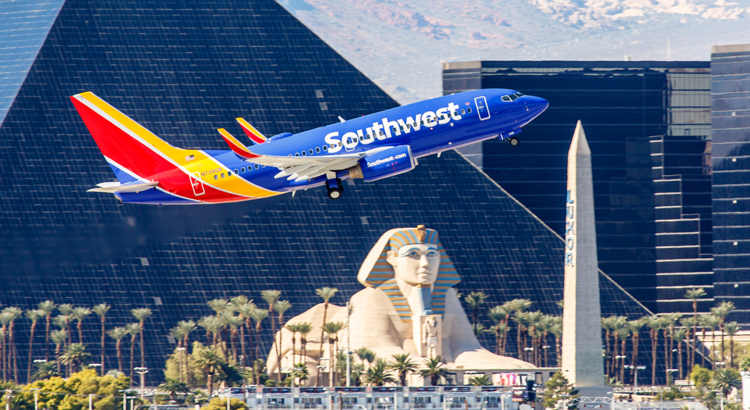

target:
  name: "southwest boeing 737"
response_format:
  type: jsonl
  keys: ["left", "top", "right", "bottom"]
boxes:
{"left": 71, "top": 89, "right": 548, "bottom": 204}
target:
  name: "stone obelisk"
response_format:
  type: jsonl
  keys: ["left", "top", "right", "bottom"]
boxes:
{"left": 562, "top": 121, "right": 605, "bottom": 389}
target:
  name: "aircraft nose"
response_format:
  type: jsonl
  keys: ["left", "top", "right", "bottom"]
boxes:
{"left": 526, "top": 96, "right": 549, "bottom": 114}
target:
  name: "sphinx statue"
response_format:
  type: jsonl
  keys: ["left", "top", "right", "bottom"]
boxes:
{"left": 267, "top": 226, "right": 534, "bottom": 384}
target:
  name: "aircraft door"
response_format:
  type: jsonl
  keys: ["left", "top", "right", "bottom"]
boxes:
{"left": 190, "top": 172, "right": 205, "bottom": 196}
{"left": 475, "top": 96, "right": 490, "bottom": 121}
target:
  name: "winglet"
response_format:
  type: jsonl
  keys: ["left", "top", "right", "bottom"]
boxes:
{"left": 218, "top": 128, "right": 259, "bottom": 158}
{"left": 236, "top": 118, "right": 267, "bottom": 144}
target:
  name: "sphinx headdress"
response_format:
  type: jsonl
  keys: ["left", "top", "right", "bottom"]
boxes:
{"left": 357, "top": 226, "right": 460, "bottom": 322}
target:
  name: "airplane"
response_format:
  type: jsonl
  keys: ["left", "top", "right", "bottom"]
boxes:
{"left": 70, "top": 89, "right": 548, "bottom": 204}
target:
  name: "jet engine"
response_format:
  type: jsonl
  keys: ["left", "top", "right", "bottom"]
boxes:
{"left": 347, "top": 145, "right": 418, "bottom": 182}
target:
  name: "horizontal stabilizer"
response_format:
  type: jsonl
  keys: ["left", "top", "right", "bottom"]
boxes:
{"left": 236, "top": 118, "right": 267, "bottom": 144}
{"left": 88, "top": 181, "right": 158, "bottom": 193}
{"left": 218, "top": 128, "right": 259, "bottom": 159}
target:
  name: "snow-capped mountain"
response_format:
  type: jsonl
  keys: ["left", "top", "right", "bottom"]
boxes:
{"left": 277, "top": 0, "right": 750, "bottom": 104}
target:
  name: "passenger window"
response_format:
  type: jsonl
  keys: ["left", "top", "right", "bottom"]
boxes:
{"left": 460, "top": 109, "right": 466, "bottom": 115}
{"left": 316, "top": 147, "right": 321, "bottom": 153}
{"left": 322, "top": 145, "right": 328, "bottom": 151}
{"left": 221, "top": 173, "right": 225, "bottom": 178}
{"left": 295, "top": 153, "right": 300, "bottom": 157}
{"left": 262, "top": 165, "right": 266, "bottom": 168}
{"left": 467, "top": 107, "right": 472, "bottom": 113}
{"left": 227, "top": 170, "right": 232, "bottom": 176}
{"left": 241, "top": 167, "right": 245, "bottom": 173}
{"left": 302, "top": 151, "right": 307, "bottom": 157}
{"left": 359, "top": 136, "right": 364, "bottom": 141}
{"left": 233, "top": 169, "right": 238, "bottom": 174}
{"left": 308, "top": 149, "right": 313, "bottom": 155}
{"left": 255, "top": 164, "right": 259, "bottom": 169}
{"left": 214, "top": 175, "right": 218, "bottom": 180}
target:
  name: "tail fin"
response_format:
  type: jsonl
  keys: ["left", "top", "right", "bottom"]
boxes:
{"left": 71, "top": 92, "right": 188, "bottom": 182}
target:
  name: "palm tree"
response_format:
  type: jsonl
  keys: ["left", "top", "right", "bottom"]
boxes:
{"left": 285, "top": 323, "right": 301, "bottom": 364}
{"left": 524, "top": 311, "right": 544, "bottom": 366}
{"left": 419, "top": 356, "right": 448, "bottom": 386}
{"left": 250, "top": 308, "right": 269, "bottom": 362}
{"left": 601, "top": 316, "right": 615, "bottom": 378}
{"left": 685, "top": 288, "right": 706, "bottom": 370}
{"left": 673, "top": 328, "right": 687, "bottom": 380}
{"left": 225, "top": 314, "right": 244, "bottom": 364}
{"left": 488, "top": 305, "right": 511, "bottom": 354}
{"left": 711, "top": 368, "right": 741, "bottom": 397}
{"left": 701, "top": 314, "right": 720, "bottom": 363}
{"left": 125, "top": 322, "right": 140, "bottom": 382}
{"left": 725, "top": 322, "right": 740, "bottom": 368}
{"left": 1, "top": 311, "right": 11, "bottom": 381}
{"left": 107, "top": 327, "right": 128, "bottom": 373}
{"left": 25, "top": 309, "right": 44, "bottom": 383}
{"left": 314, "top": 287, "right": 337, "bottom": 385}
{"left": 626, "top": 319, "right": 645, "bottom": 386}
{"left": 711, "top": 301, "right": 735, "bottom": 362}
{"left": 298, "top": 322, "right": 313, "bottom": 360}
{"left": 468, "top": 374, "right": 492, "bottom": 386}
{"left": 38, "top": 300, "right": 56, "bottom": 362}
{"left": 71, "top": 307, "right": 91, "bottom": 344}
{"left": 176, "top": 320, "right": 196, "bottom": 384}
{"left": 235, "top": 301, "right": 255, "bottom": 366}
{"left": 646, "top": 316, "right": 664, "bottom": 385}
{"left": 680, "top": 317, "right": 697, "bottom": 370}
{"left": 549, "top": 317, "right": 563, "bottom": 366}
{"left": 208, "top": 298, "right": 229, "bottom": 315}
{"left": 60, "top": 343, "right": 90, "bottom": 373}
{"left": 131, "top": 308, "right": 152, "bottom": 368}
{"left": 513, "top": 311, "right": 530, "bottom": 362}
{"left": 158, "top": 378, "right": 190, "bottom": 400}
{"left": 57, "top": 304, "right": 74, "bottom": 344}
{"left": 616, "top": 324, "right": 630, "bottom": 384}
{"left": 464, "top": 292, "right": 487, "bottom": 336}
{"left": 274, "top": 300, "right": 292, "bottom": 372}
{"left": 663, "top": 313, "right": 682, "bottom": 378}
{"left": 50, "top": 329, "right": 67, "bottom": 374}
{"left": 508, "top": 299, "right": 532, "bottom": 359}
{"left": 92, "top": 303, "right": 110, "bottom": 373}
{"left": 2, "top": 307, "right": 23, "bottom": 382}
{"left": 365, "top": 358, "right": 395, "bottom": 386}
{"left": 322, "top": 321, "right": 345, "bottom": 385}
{"left": 31, "top": 360, "right": 59, "bottom": 381}
{"left": 388, "top": 353, "right": 417, "bottom": 386}
{"left": 195, "top": 347, "right": 224, "bottom": 396}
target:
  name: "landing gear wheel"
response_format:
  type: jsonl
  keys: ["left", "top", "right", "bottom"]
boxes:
{"left": 326, "top": 178, "right": 344, "bottom": 200}
{"left": 508, "top": 137, "right": 519, "bottom": 147}
{"left": 327, "top": 187, "right": 343, "bottom": 200}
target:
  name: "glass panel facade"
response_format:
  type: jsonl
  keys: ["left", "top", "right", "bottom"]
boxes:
{"left": 711, "top": 45, "right": 750, "bottom": 324}
{"left": 443, "top": 61, "right": 713, "bottom": 313}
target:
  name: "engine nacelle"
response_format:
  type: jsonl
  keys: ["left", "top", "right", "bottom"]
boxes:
{"left": 347, "top": 145, "right": 418, "bottom": 182}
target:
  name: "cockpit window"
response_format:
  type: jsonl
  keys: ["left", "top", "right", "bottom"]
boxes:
{"left": 509, "top": 94, "right": 519, "bottom": 101}
{"left": 514, "top": 92, "right": 524, "bottom": 97}
{"left": 501, "top": 95, "right": 512, "bottom": 102}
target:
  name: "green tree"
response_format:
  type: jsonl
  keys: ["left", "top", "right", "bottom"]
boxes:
{"left": 60, "top": 343, "right": 91, "bottom": 373}
{"left": 106, "top": 327, "right": 128, "bottom": 374}
{"left": 322, "top": 321, "right": 345, "bottom": 385}
{"left": 38, "top": 300, "right": 57, "bottom": 362}
{"left": 685, "top": 288, "right": 707, "bottom": 369}
{"left": 130, "top": 308, "right": 152, "bottom": 368}
{"left": 701, "top": 315, "right": 721, "bottom": 363}
{"left": 388, "top": 353, "right": 417, "bottom": 386}
{"left": 235, "top": 301, "right": 255, "bottom": 366}
{"left": 508, "top": 299, "right": 532, "bottom": 359}
{"left": 201, "top": 398, "right": 247, "bottom": 410}
{"left": 25, "top": 309, "right": 45, "bottom": 383}
{"left": 249, "top": 308, "right": 269, "bottom": 364}
{"left": 51, "top": 329, "right": 67, "bottom": 374}
{"left": 725, "top": 322, "right": 740, "bottom": 368}
{"left": 195, "top": 347, "right": 224, "bottom": 397}
{"left": 314, "top": 287, "right": 337, "bottom": 385}
{"left": 489, "top": 305, "right": 511, "bottom": 355}
{"left": 419, "top": 356, "right": 448, "bottom": 386}
{"left": 207, "top": 299, "right": 230, "bottom": 315}
{"left": 273, "top": 300, "right": 292, "bottom": 371}
{"left": 690, "top": 365, "right": 712, "bottom": 388}
{"left": 355, "top": 347, "right": 377, "bottom": 369}
{"left": 92, "top": 304, "right": 111, "bottom": 374}
{"left": 646, "top": 316, "right": 665, "bottom": 385}
{"left": 2, "top": 306, "right": 23, "bottom": 382}
{"left": 711, "top": 301, "right": 735, "bottom": 362}
{"left": 31, "top": 360, "right": 59, "bottom": 381}
{"left": 711, "top": 368, "right": 741, "bottom": 397}
{"left": 543, "top": 371, "right": 579, "bottom": 409}
{"left": 125, "top": 323, "right": 140, "bottom": 382}
{"left": 297, "top": 322, "right": 313, "bottom": 360}
{"left": 468, "top": 374, "right": 492, "bottom": 386}
{"left": 159, "top": 378, "right": 190, "bottom": 401}
{"left": 464, "top": 292, "right": 487, "bottom": 336}
{"left": 673, "top": 328, "right": 687, "bottom": 379}
{"left": 58, "top": 304, "right": 74, "bottom": 345}
{"left": 365, "top": 358, "right": 395, "bottom": 386}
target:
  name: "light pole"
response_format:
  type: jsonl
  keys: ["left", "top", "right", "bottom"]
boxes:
{"left": 667, "top": 369, "right": 678, "bottom": 386}
{"left": 5, "top": 390, "right": 11, "bottom": 410}
{"left": 30, "top": 388, "right": 40, "bottom": 410}
{"left": 134, "top": 367, "right": 148, "bottom": 401}
{"left": 176, "top": 347, "right": 186, "bottom": 383}
{"left": 625, "top": 365, "right": 646, "bottom": 388}
{"left": 346, "top": 301, "right": 352, "bottom": 388}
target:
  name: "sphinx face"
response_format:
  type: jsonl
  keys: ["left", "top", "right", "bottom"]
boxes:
{"left": 387, "top": 244, "right": 441, "bottom": 286}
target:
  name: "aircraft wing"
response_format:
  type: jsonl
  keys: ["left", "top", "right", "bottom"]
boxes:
{"left": 249, "top": 152, "right": 367, "bottom": 182}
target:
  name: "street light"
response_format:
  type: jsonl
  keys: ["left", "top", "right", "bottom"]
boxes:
{"left": 133, "top": 367, "right": 148, "bottom": 401}
{"left": 29, "top": 388, "right": 41, "bottom": 410}
{"left": 88, "top": 363, "right": 102, "bottom": 375}
{"left": 625, "top": 365, "right": 646, "bottom": 388}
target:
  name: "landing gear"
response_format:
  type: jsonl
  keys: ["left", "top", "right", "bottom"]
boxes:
{"left": 326, "top": 178, "right": 344, "bottom": 200}
{"left": 508, "top": 137, "right": 519, "bottom": 147}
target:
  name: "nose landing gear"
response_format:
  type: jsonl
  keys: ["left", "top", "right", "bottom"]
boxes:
{"left": 326, "top": 178, "right": 344, "bottom": 200}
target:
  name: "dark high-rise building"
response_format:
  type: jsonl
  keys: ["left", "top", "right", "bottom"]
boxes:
{"left": 443, "top": 61, "right": 714, "bottom": 314}
{"left": 711, "top": 44, "right": 750, "bottom": 324}
{"left": 0, "top": 0, "right": 668, "bottom": 385}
